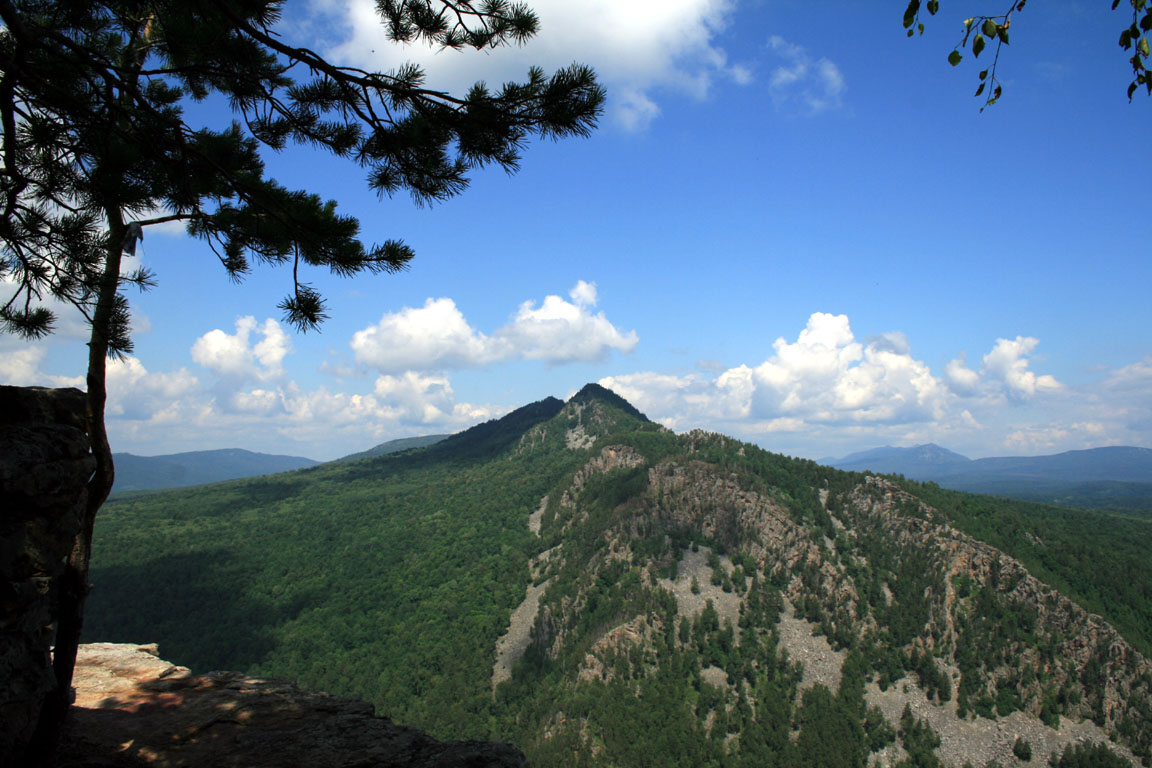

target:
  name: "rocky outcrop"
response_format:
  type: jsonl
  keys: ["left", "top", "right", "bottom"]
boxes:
{"left": 649, "top": 460, "right": 817, "bottom": 576}
{"left": 493, "top": 579, "right": 551, "bottom": 690}
{"left": 566, "top": 446, "right": 644, "bottom": 497}
{"left": 59, "top": 643, "right": 529, "bottom": 768}
{"left": 0, "top": 386, "right": 94, "bottom": 765}
{"left": 550, "top": 445, "right": 645, "bottom": 536}
{"left": 525, "top": 442, "right": 1152, "bottom": 762}
{"left": 846, "top": 476, "right": 1152, "bottom": 735}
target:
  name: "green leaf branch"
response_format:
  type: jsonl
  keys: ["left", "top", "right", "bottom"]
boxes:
{"left": 905, "top": 0, "right": 1152, "bottom": 108}
{"left": 1114, "top": 0, "right": 1152, "bottom": 100}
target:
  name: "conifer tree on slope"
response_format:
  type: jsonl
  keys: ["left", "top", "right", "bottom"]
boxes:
{"left": 0, "top": 0, "right": 602, "bottom": 750}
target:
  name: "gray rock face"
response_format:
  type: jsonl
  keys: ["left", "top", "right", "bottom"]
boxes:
{"left": 59, "top": 643, "right": 529, "bottom": 768}
{"left": 0, "top": 386, "right": 94, "bottom": 765}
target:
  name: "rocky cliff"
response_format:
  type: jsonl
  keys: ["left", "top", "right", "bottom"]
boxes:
{"left": 58, "top": 643, "right": 528, "bottom": 768}
{"left": 0, "top": 386, "right": 94, "bottom": 765}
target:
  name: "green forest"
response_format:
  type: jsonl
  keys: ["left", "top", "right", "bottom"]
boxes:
{"left": 85, "top": 385, "right": 1151, "bottom": 767}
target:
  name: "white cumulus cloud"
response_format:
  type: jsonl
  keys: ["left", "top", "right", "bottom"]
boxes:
{"left": 737, "top": 313, "right": 945, "bottom": 424}
{"left": 601, "top": 313, "right": 1070, "bottom": 452}
{"left": 372, "top": 371, "right": 465, "bottom": 424}
{"left": 944, "top": 338, "right": 1061, "bottom": 404}
{"left": 191, "top": 316, "right": 292, "bottom": 381}
{"left": 944, "top": 355, "right": 982, "bottom": 396}
{"left": 499, "top": 280, "right": 638, "bottom": 362}
{"left": 0, "top": 345, "right": 52, "bottom": 386}
{"left": 1106, "top": 356, "right": 1152, "bottom": 391}
{"left": 104, "top": 356, "right": 200, "bottom": 421}
{"left": 93, "top": 360, "right": 497, "bottom": 459}
{"left": 350, "top": 297, "right": 492, "bottom": 373}
{"left": 606, "top": 313, "right": 947, "bottom": 433}
{"left": 2, "top": 283, "right": 633, "bottom": 459}
{"left": 232, "top": 388, "right": 284, "bottom": 416}
{"left": 980, "top": 336, "right": 1062, "bottom": 402}
{"left": 268, "top": 373, "right": 497, "bottom": 448}
{"left": 350, "top": 281, "right": 636, "bottom": 373}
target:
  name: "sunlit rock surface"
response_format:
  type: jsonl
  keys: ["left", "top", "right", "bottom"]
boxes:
{"left": 60, "top": 643, "right": 528, "bottom": 768}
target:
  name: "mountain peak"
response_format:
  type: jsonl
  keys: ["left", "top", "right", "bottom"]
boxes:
{"left": 423, "top": 396, "right": 565, "bottom": 462}
{"left": 569, "top": 383, "right": 649, "bottom": 422}
{"left": 910, "top": 443, "right": 970, "bottom": 460}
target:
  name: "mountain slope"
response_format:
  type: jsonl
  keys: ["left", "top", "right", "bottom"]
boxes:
{"left": 85, "top": 386, "right": 1152, "bottom": 767}
{"left": 501, "top": 436, "right": 1151, "bottom": 765}
{"left": 87, "top": 390, "right": 652, "bottom": 731}
{"left": 111, "top": 448, "right": 320, "bottom": 493}
{"left": 334, "top": 434, "right": 450, "bottom": 463}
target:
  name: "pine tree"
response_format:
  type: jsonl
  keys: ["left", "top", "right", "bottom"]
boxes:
{"left": 0, "top": 0, "right": 602, "bottom": 756}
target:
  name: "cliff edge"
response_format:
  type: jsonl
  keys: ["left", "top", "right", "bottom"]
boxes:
{"left": 58, "top": 643, "right": 527, "bottom": 767}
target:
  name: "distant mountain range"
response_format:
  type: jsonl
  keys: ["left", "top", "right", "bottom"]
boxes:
{"left": 111, "top": 435, "right": 456, "bottom": 493}
{"left": 114, "top": 438, "right": 1152, "bottom": 512}
{"left": 823, "top": 443, "right": 1152, "bottom": 513}
{"left": 111, "top": 449, "right": 322, "bottom": 493}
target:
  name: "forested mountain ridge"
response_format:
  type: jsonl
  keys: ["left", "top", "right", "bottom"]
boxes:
{"left": 496, "top": 429, "right": 1151, "bottom": 766}
{"left": 86, "top": 385, "right": 1152, "bottom": 767}
{"left": 334, "top": 434, "right": 450, "bottom": 463}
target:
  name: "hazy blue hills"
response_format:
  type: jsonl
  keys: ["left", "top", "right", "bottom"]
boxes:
{"left": 826, "top": 443, "right": 1152, "bottom": 482}
{"left": 826, "top": 443, "right": 972, "bottom": 479}
{"left": 111, "top": 449, "right": 321, "bottom": 493}
{"left": 825, "top": 443, "right": 1152, "bottom": 514}
{"left": 961, "top": 446, "right": 1152, "bottom": 483}
{"left": 115, "top": 434, "right": 464, "bottom": 493}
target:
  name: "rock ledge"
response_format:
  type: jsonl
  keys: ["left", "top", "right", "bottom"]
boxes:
{"left": 60, "top": 643, "right": 527, "bottom": 767}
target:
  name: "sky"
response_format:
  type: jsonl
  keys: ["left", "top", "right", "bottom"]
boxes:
{"left": 3, "top": 0, "right": 1151, "bottom": 462}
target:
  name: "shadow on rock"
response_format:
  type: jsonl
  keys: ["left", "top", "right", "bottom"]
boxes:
{"left": 59, "top": 643, "right": 527, "bottom": 768}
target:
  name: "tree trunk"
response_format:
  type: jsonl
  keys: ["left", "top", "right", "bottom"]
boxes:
{"left": 31, "top": 214, "right": 124, "bottom": 765}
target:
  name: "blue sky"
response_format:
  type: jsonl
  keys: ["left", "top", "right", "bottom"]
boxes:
{"left": 4, "top": 0, "right": 1150, "bottom": 461}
